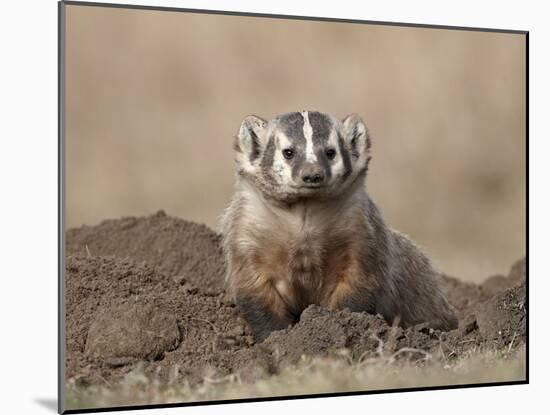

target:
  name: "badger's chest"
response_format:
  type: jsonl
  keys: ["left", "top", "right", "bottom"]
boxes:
{"left": 257, "top": 201, "right": 355, "bottom": 312}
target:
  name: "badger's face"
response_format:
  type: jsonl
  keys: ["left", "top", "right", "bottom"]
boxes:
{"left": 234, "top": 111, "right": 371, "bottom": 203}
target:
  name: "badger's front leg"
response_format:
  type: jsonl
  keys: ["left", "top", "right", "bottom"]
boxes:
{"left": 233, "top": 274, "right": 297, "bottom": 342}
{"left": 236, "top": 293, "right": 295, "bottom": 342}
{"left": 323, "top": 253, "right": 379, "bottom": 315}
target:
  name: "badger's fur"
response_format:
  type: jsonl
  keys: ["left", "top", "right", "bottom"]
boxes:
{"left": 222, "top": 111, "right": 458, "bottom": 341}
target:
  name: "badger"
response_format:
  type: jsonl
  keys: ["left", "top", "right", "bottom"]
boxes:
{"left": 221, "top": 110, "right": 458, "bottom": 341}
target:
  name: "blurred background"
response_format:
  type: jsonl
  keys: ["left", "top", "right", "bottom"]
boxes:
{"left": 65, "top": 5, "right": 526, "bottom": 282}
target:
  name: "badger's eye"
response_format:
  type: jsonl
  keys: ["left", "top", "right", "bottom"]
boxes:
{"left": 282, "top": 148, "right": 295, "bottom": 160}
{"left": 326, "top": 148, "right": 337, "bottom": 160}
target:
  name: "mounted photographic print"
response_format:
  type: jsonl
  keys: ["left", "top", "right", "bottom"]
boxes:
{"left": 59, "top": 1, "right": 528, "bottom": 413}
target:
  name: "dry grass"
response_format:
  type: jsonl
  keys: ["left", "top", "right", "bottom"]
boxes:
{"left": 66, "top": 345, "right": 526, "bottom": 411}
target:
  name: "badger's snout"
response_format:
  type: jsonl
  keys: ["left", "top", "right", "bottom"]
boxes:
{"left": 300, "top": 163, "right": 325, "bottom": 185}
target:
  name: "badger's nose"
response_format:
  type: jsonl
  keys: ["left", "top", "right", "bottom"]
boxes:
{"left": 301, "top": 164, "right": 325, "bottom": 185}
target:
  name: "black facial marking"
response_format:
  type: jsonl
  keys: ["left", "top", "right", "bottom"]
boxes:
{"left": 317, "top": 149, "right": 332, "bottom": 182}
{"left": 278, "top": 112, "right": 306, "bottom": 143}
{"left": 276, "top": 112, "right": 309, "bottom": 182}
{"left": 309, "top": 111, "right": 335, "bottom": 181}
{"left": 291, "top": 151, "right": 307, "bottom": 182}
{"left": 308, "top": 111, "right": 332, "bottom": 148}
{"left": 339, "top": 133, "right": 352, "bottom": 181}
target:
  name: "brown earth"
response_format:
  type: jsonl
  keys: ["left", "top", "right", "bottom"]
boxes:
{"left": 65, "top": 211, "right": 526, "bottom": 388}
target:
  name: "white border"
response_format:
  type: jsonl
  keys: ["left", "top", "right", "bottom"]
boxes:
{"left": 1, "top": 1, "right": 543, "bottom": 414}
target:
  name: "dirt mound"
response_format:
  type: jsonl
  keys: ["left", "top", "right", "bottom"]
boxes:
{"left": 65, "top": 255, "right": 259, "bottom": 387}
{"left": 66, "top": 210, "right": 226, "bottom": 295}
{"left": 437, "top": 258, "right": 526, "bottom": 318}
{"left": 475, "top": 281, "right": 526, "bottom": 348}
{"left": 481, "top": 258, "right": 526, "bottom": 295}
{"left": 260, "top": 278, "right": 526, "bottom": 367}
{"left": 65, "top": 212, "right": 526, "bottom": 387}
{"left": 262, "top": 306, "right": 389, "bottom": 366}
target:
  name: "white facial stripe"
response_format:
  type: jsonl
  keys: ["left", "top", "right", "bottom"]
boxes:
{"left": 301, "top": 111, "right": 317, "bottom": 162}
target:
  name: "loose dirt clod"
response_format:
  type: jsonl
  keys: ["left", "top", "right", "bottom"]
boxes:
{"left": 65, "top": 211, "right": 526, "bottom": 388}
{"left": 85, "top": 301, "right": 181, "bottom": 364}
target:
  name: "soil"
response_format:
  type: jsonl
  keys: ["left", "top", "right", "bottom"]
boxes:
{"left": 65, "top": 211, "right": 526, "bottom": 388}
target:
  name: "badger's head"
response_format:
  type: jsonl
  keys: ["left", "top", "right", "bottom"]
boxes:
{"left": 234, "top": 111, "right": 371, "bottom": 203}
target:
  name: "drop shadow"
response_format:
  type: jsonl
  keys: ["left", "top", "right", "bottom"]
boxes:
{"left": 34, "top": 398, "right": 58, "bottom": 412}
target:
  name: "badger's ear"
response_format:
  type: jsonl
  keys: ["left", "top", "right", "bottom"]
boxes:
{"left": 341, "top": 114, "right": 371, "bottom": 161}
{"left": 234, "top": 115, "right": 268, "bottom": 165}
